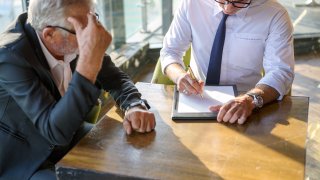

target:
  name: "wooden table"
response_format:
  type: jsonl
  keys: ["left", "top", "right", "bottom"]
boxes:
{"left": 56, "top": 82, "right": 309, "bottom": 180}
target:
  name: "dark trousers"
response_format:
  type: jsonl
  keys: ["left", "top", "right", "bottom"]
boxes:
{"left": 30, "top": 122, "right": 93, "bottom": 180}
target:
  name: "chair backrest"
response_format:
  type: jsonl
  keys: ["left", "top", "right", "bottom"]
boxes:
{"left": 84, "top": 91, "right": 109, "bottom": 124}
{"left": 84, "top": 100, "right": 101, "bottom": 124}
{"left": 151, "top": 48, "right": 191, "bottom": 84}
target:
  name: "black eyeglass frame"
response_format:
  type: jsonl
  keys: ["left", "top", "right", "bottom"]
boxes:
{"left": 214, "top": 0, "right": 251, "bottom": 8}
{"left": 45, "top": 13, "right": 100, "bottom": 35}
{"left": 46, "top": 25, "right": 76, "bottom": 35}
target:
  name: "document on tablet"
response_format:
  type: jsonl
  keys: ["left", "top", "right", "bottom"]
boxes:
{"left": 172, "top": 85, "right": 237, "bottom": 120}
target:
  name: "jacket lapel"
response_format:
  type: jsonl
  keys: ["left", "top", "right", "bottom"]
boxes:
{"left": 22, "top": 16, "right": 61, "bottom": 100}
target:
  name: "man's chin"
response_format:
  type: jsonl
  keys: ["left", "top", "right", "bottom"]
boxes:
{"left": 74, "top": 49, "right": 79, "bottom": 55}
{"left": 223, "top": 10, "right": 237, "bottom": 15}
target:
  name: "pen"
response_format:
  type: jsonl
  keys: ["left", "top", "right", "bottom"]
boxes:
{"left": 187, "top": 66, "right": 204, "bottom": 98}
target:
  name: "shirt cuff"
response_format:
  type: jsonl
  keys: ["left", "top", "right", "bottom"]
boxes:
{"left": 257, "top": 78, "right": 291, "bottom": 101}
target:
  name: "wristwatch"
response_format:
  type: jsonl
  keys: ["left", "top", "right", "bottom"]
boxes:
{"left": 246, "top": 93, "right": 263, "bottom": 109}
{"left": 125, "top": 99, "right": 150, "bottom": 112}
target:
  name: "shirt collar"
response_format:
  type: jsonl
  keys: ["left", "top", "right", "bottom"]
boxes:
{"left": 36, "top": 33, "right": 77, "bottom": 69}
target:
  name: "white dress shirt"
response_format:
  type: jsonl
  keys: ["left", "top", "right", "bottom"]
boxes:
{"left": 37, "top": 34, "right": 76, "bottom": 96}
{"left": 160, "top": 0, "right": 294, "bottom": 99}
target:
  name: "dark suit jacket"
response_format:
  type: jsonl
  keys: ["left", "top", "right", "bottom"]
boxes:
{"left": 0, "top": 13, "right": 144, "bottom": 179}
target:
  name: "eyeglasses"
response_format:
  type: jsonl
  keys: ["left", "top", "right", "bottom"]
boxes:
{"left": 46, "top": 13, "right": 100, "bottom": 35}
{"left": 46, "top": 26, "right": 76, "bottom": 35}
{"left": 215, "top": 0, "right": 251, "bottom": 8}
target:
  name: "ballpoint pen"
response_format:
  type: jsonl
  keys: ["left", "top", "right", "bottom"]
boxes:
{"left": 187, "top": 65, "right": 204, "bottom": 98}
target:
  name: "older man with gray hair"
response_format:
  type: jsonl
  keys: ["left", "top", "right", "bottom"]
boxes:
{"left": 0, "top": 0, "right": 156, "bottom": 179}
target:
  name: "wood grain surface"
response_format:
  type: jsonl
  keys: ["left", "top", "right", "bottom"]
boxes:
{"left": 56, "top": 82, "right": 309, "bottom": 180}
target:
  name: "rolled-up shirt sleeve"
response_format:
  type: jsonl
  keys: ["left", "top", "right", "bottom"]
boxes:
{"left": 257, "top": 10, "right": 294, "bottom": 100}
{"left": 160, "top": 0, "right": 192, "bottom": 73}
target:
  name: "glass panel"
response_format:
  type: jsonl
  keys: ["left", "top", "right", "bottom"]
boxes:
{"left": 173, "top": 0, "right": 182, "bottom": 13}
{"left": 0, "top": 0, "right": 23, "bottom": 33}
{"left": 146, "top": 0, "right": 162, "bottom": 31}
{"left": 124, "top": 0, "right": 142, "bottom": 38}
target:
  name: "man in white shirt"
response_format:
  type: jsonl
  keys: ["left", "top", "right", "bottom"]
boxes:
{"left": 160, "top": 0, "right": 294, "bottom": 124}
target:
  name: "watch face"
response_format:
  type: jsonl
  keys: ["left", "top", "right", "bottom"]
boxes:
{"left": 255, "top": 95, "right": 263, "bottom": 108}
{"left": 246, "top": 93, "right": 263, "bottom": 109}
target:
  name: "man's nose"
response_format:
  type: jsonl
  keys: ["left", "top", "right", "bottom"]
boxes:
{"left": 223, "top": 2, "right": 234, "bottom": 11}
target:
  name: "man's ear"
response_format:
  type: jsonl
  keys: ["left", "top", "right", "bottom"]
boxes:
{"left": 41, "top": 27, "right": 55, "bottom": 43}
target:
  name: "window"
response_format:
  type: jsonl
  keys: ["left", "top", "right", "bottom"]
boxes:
{"left": 0, "top": 0, "right": 23, "bottom": 33}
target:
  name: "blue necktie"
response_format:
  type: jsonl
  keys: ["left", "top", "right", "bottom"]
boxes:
{"left": 206, "top": 13, "right": 229, "bottom": 85}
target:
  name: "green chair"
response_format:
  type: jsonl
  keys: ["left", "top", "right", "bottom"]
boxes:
{"left": 84, "top": 100, "right": 101, "bottom": 124}
{"left": 84, "top": 91, "right": 109, "bottom": 124}
{"left": 151, "top": 48, "right": 191, "bottom": 84}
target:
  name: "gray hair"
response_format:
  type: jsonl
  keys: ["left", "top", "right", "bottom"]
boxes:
{"left": 27, "top": 0, "right": 94, "bottom": 32}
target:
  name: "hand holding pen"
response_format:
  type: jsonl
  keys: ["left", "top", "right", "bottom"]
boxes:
{"left": 176, "top": 65, "right": 204, "bottom": 97}
{"left": 187, "top": 66, "right": 204, "bottom": 98}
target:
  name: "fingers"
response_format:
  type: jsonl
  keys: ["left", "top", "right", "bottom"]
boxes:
{"left": 146, "top": 116, "right": 156, "bottom": 133}
{"left": 67, "top": 12, "right": 102, "bottom": 36}
{"left": 199, "top": 81, "right": 205, "bottom": 94}
{"left": 215, "top": 96, "right": 253, "bottom": 124}
{"left": 130, "top": 116, "right": 141, "bottom": 132}
{"left": 123, "top": 119, "right": 133, "bottom": 135}
{"left": 177, "top": 73, "right": 203, "bottom": 95}
{"left": 139, "top": 115, "right": 147, "bottom": 132}
{"left": 137, "top": 112, "right": 155, "bottom": 133}
{"left": 176, "top": 74, "right": 188, "bottom": 92}
{"left": 67, "top": 17, "right": 83, "bottom": 33}
{"left": 87, "top": 12, "right": 99, "bottom": 27}
{"left": 216, "top": 102, "right": 232, "bottom": 122}
{"left": 146, "top": 120, "right": 152, "bottom": 133}
{"left": 149, "top": 114, "right": 156, "bottom": 131}
{"left": 187, "top": 78, "right": 202, "bottom": 94}
{"left": 229, "top": 107, "right": 244, "bottom": 124}
{"left": 124, "top": 109, "right": 156, "bottom": 134}
{"left": 222, "top": 102, "right": 242, "bottom": 123}
{"left": 237, "top": 115, "right": 247, "bottom": 125}
{"left": 209, "top": 105, "right": 221, "bottom": 112}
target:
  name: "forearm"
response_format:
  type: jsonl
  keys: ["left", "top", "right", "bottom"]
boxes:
{"left": 109, "top": 80, "right": 142, "bottom": 111}
{"left": 76, "top": 56, "right": 103, "bottom": 84}
{"left": 96, "top": 56, "right": 143, "bottom": 110}
{"left": 164, "top": 63, "right": 186, "bottom": 84}
{"left": 247, "top": 84, "right": 280, "bottom": 105}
